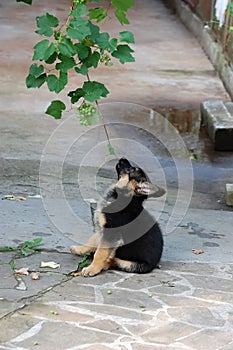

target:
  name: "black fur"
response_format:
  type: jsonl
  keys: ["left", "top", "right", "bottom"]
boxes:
{"left": 101, "top": 158, "right": 164, "bottom": 273}
{"left": 70, "top": 157, "right": 165, "bottom": 276}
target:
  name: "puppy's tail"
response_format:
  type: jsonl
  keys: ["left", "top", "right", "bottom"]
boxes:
{"left": 113, "top": 258, "right": 156, "bottom": 274}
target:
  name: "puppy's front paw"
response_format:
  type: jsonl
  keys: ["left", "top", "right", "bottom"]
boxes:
{"left": 70, "top": 245, "right": 86, "bottom": 255}
{"left": 81, "top": 265, "right": 101, "bottom": 277}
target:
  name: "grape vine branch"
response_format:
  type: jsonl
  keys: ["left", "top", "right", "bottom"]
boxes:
{"left": 17, "top": 0, "right": 135, "bottom": 154}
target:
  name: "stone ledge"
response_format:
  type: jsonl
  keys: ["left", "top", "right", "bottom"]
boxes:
{"left": 201, "top": 100, "right": 233, "bottom": 151}
{"left": 226, "top": 184, "right": 233, "bottom": 206}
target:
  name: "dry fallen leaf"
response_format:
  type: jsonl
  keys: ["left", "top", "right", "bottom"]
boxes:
{"left": 3, "top": 195, "right": 15, "bottom": 200}
{"left": 40, "top": 261, "right": 60, "bottom": 269}
{"left": 2, "top": 195, "right": 26, "bottom": 201}
{"left": 15, "top": 196, "right": 27, "bottom": 201}
{"left": 14, "top": 267, "right": 29, "bottom": 275}
{"left": 192, "top": 249, "right": 204, "bottom": 255}
{"left": 31, "top": 272, "right": 40, "bottom": 280}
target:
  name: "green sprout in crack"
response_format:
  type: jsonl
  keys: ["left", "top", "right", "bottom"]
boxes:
{"left": 77, "top": 253, "right": 92, "bottom": 270}
{"left": 0, "top": 238, "right": 43, "bottom": 271}
{"left": 0, "top": 238, "right": 43, "bottom": 257}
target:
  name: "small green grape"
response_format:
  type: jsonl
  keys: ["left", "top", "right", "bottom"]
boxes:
{"left": 73, "top": 0, "right": 86, "bottom": 5}
{"left": 77, "top": 102, "right": 98, "bottom": 126}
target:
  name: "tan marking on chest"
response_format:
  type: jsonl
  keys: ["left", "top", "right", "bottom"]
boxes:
{"left": 116, "top": 174, "right": 129, "bottom": 189}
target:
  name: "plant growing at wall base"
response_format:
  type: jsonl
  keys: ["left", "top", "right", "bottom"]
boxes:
{"left": 19, "top": 0, "right": 135, "bottom": 151}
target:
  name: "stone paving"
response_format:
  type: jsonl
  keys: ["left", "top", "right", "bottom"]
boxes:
{"left": 1, "top": 199, "right": 233, "bottom": 349}
{"left": 1, "top": 254, "right": 233, "bottom": 350}
{"left": 1, "top": 0, "right": 233, "bottom": 349}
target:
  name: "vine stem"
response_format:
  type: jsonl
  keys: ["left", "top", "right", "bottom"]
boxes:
{"left": 86, "top": 73, "right": 114, "bottom": 152}
{"left": 95, "top": 100, "right": 111, "bottom": 145}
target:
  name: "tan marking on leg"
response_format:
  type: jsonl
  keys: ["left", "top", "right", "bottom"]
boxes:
{"left": 81, "top": 244, "right": 114, "bottom": 277}
{"left": 114, "top": 258, "right": 135, "bottom": 271}
{"left": 70, "top": 232, "right": 100, "bottom": 255}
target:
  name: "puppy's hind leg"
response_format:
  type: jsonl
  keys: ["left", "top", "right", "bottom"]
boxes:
{"left": 113, "top": 258, "right": 153, "bottom": 274}
{"left": 70, "top": 232, "right": 100, "bottom": 256}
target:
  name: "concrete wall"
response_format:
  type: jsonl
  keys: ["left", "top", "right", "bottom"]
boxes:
{"left": 163, "top": 0, "right": 213, "bottom": 21}
{"left": 183, "top": 0, "right": 212, "bottom": 21}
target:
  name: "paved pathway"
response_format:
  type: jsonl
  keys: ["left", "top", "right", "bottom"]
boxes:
{"left": 1, "top": 0, "right": 233, "bottom": 349}
{"left": 1, "top": 200, "right": 233, "bottom": 349}
{"left": 1, "top": 254, "right": 233, "bottom": 350}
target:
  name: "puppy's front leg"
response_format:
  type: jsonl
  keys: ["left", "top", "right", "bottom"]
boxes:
{"left": 70, "top": 232, "right": 100, "bottom": 256}
{"left": 81, "top": 244, "right": 114, "bottom": 277}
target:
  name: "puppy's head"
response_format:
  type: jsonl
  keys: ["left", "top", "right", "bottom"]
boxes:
{"left": 115, "top": 158, "right": 165, "bottom": 198}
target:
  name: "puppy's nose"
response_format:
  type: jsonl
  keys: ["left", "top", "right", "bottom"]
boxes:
{"left": 118, "top": 158, "right": 131, "bottom": 166}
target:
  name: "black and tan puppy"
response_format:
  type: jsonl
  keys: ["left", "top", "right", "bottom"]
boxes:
{"left": 70, "top": 158, "right": 165, "bottom": 276}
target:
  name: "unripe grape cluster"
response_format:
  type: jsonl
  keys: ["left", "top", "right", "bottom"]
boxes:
{"left": 73, "top": 0, "right": 86, "bottom": 5}
{"left": 77, "top": 102, "right": 97, "bottom": 126}
{"left": 100, "top": 53, "right": 113, "bottom": 66}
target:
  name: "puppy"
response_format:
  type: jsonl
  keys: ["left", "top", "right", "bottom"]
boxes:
{"left": 70, "top": 158, "right": 165, "bottom": 277}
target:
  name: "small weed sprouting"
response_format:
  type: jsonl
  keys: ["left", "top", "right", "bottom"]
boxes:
{"left": 0, "top": 238, "right": 43, "bottom": 257}
{"left": 69, "top": 253, "right": 92, "bottom": 277}
{"left": 77, "top": 253, "right": 91, "bottom": 270}
{"left": 0, "top": 238, "right": 43, "bottom": 271}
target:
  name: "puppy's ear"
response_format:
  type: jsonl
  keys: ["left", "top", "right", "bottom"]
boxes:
{"left": 135, "top": 182, "right": 166, "bottom": 198}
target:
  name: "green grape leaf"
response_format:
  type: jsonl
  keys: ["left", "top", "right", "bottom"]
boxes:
{"left": 111, "top": 0, "right": 134, "bottom": 24}
{"left": 29, "top": 63, "right": 44, "bottom": 78}
{"left": 67, "top": 18, "right": 91, "bottom": 40}
{"left": 47, "top": 72, "right": 68, "bottom": 93}
{"left": 26, "top": 73, "right": 47, "bottom": 88}
{"left": 83, "top": 81, "right": 109, "bottom": 102}
{"left": 108, "top": 38, "right": 118, "bottom": 52}
{"left": 58, "top": 37, "right": 76, "bottom": 57}
{"left": 33, "top": 40, "right": 56, "bottom": 61}
{"left": 87, "top": 21, "right": 100, "bottom": 40}
{"left": 114, "top": 9, "right": 130, "bottom": 25}
{"left": 56, "top": 55, "right": 76, "bottom": 73}
{"left": 95, "top": 32, "right": 110, "bottom": 51}
{"left": 119, "top": 31, "right": 135, "bottom": 44}
{"left": 83, "top": 51, "right": 100, "bottom": 68}
{"left": 71, "top": 4, "right": 86, "bottom": 17}
{"left": 16, "top": 0, "right": 32, "bottom": 4}
{"left": 75, "top": 43, "right": 91, "bottom": 60}
{"left": 45, "top": 52, "right": 58, "bottom": 64}
{"left": 46, "top": 100, "right": 66, "bottom": 119}
{"left": 88, "top": 7, "right": 107, "bottom": 22}
{"left": 68, "top": 88, "right": 85, "bottom": 104}
{"left": 112, "top": 44, "right": 134, "bottom": 63}
{"left": 86, "top": 22, "right": 110, "bottom": 51}
{"left": 26, "top": 63, "right": 46, "bottom": 88}
{"left": 35, "top": 13, "right": 59, "bottom": 37}
{"left": 111, "top": 0, "right": 134, "bottom": 12}
{"left": 75, "top": 64, "right": 88, "bottom": 76}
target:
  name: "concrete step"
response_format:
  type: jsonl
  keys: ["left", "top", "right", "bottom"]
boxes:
{"left": 201, "top": 100, "right": 233, "bottom": 151}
